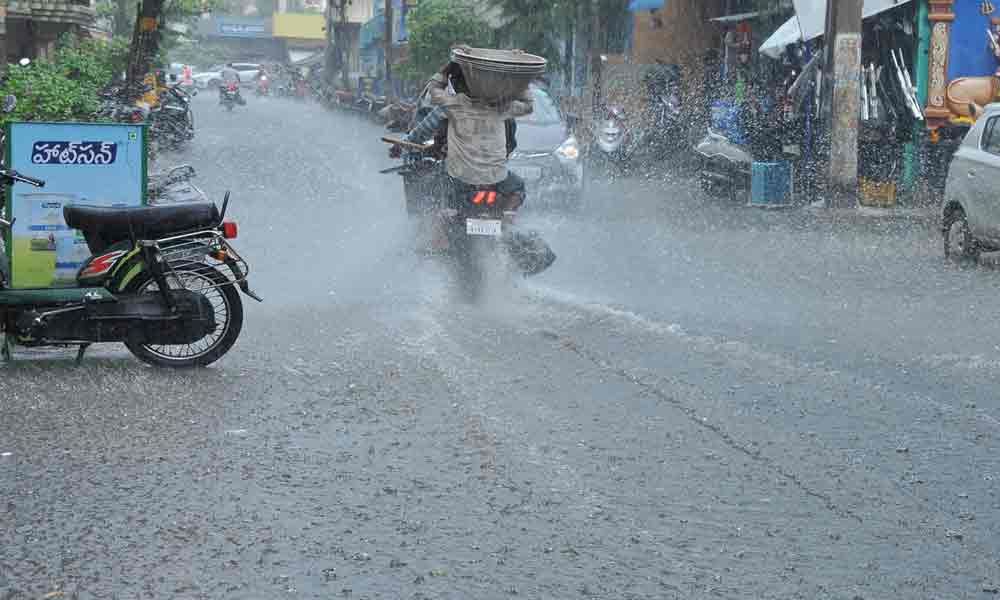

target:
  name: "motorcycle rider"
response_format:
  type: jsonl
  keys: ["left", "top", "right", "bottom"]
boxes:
{"left": 219, "top": 63, "right": 241, "bottom": 104}
{"left": 255, "top": 67, "right": 270, "bottom": 95}
{"left": 395, "top": 61, "right": 532, "bottom": 248}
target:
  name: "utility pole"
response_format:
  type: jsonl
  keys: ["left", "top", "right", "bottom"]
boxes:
{"left": 325, "top": 0, "right": 351, "bottom": 90}
{"left": 126, "top": 0, "right": 164, "bottom": 95}
{"left": 589, "top": 0, "right": 602, "bottom": 116}
{"left": 383, "top": 0, "right": 392, "bottom": 100}
{"left": 822, "top": 0, "right": 863, "bottom": 208}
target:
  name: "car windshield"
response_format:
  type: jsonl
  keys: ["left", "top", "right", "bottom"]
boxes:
{"left": 520, "top": 86, "right": 561, "bottom": 125}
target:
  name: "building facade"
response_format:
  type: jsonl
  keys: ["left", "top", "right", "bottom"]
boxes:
{"left": 2, "top": 0, "right": 97, "bottom": 64}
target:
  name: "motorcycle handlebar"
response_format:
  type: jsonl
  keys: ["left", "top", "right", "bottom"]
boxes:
{"left": 3, "top": 169, "right": 45, "bottom": 187}
{"left": 381, "top": 136, "right": 432, "bottom": 153}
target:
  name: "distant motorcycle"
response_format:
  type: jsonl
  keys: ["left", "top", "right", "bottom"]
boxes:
{"left": 220, "top": 83, "right": 245, "bottom": 111}
{"left": 255, "top": 75, "right": 270, "bottom": 97}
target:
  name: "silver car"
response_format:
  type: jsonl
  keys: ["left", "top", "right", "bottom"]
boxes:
{"left": 508, "top": 86, "right": 584, "bottom": 207}
{"left": 192, "top": 63, "right": 262, "bottom": 89}
{"left": 943, "top": 103, "right": 1000, "bottom": 259}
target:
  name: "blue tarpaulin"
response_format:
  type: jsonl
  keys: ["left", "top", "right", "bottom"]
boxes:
{"left": 627, "top": 0, "right": 664, "bottom": 11}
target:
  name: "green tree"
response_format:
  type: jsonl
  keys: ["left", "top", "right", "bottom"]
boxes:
{"left": 491, "top": 0, "right": 628, "bottom": 87}
{"left": 400, "top": 0, "right": 492, "bottom": 83}
{"left": 0, "top": 36, "right": 129, "bottom": 124}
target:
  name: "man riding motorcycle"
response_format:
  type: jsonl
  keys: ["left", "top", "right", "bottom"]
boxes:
{"left": 394, "top": 61, "right": 532, "bottom": 249}
{"left": 219, "top": 63, "right": 242, "bottom": 104}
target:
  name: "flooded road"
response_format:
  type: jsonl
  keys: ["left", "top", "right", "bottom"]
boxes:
{"left": 3, "top": 94, "right": 999, "bottom": 599}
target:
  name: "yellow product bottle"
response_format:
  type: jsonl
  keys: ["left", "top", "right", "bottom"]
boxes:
{"left": 136, "top": 73, "right": 162, "bottom": 110}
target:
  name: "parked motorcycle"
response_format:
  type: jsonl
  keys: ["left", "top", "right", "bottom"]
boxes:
{"left": 148, "top": 164, "right": 207, "bottom": 205}
{"left": 693, "top": 99, "right": 793, "bottom": 203}
{"left": 591, "top": 103, "right": 634, "bottom": 173}
{"left": 0, "top": 169, "right": 261, "bottom": 366}
{"left": 693, "top": 128, "right": 753, "bottom": 203}
{"left": 590, "top": 62, "right": 685, "bottom": 174}
{"left": 149, "top": 84, "right": 196, "bottom": 149}
{"left": 221, "top": 83, "right": 245, "bottom": 111}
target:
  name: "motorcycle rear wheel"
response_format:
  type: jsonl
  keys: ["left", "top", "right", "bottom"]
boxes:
{"left": 124, "top": 264, "right": 244, "bottom": 368}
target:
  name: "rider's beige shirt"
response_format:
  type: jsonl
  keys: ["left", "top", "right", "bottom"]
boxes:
{"left": 427, "top": 73, "right": 533, "bottom": 185}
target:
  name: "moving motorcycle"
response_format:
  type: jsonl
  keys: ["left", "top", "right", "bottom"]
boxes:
{"left": 0, "top": 169, "right": 260, "bottom": 366}
{"left": 382, "top": 136, "right": 554, "bottom": 301}
{"left": 221, "top": 82, "right": 245, "bottom": 111}
{"left": 256, "top": 74, "right": 270, "bottom": 97}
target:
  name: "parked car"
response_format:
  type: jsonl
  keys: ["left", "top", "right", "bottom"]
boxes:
{"left": 943, "top": 103, "right": 1000, "bottom": 260}
{"left": 192, "top": 63, "right": 262, "bottom": 89}
{"left": 508, "top": 85, "right": 584, "bottom": 208}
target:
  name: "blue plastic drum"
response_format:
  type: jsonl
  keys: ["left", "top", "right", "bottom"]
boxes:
{"left": 750, "top": 161, "right": 793, "bottom": 207}
{"left": 709, "top": 100, "right": 746, "bottom": 145}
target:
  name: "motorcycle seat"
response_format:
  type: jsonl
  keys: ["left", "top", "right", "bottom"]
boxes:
{"left": 64, "top": 203, "right": 220, "bottom": 241}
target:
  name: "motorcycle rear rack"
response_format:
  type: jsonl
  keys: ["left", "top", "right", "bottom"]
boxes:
{"left": 155, "top": 230, "right": 250, "bottom": 291}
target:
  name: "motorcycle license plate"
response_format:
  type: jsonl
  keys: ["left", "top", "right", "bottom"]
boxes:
{"left": 466, "top": 218, "right": 502, "bottom": 237}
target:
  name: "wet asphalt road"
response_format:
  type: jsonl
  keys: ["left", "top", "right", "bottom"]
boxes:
{"left": 3, "top": 93, "right": 1000, "bottom": 599}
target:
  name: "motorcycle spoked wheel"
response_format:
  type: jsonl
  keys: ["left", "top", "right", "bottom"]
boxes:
{"left": 124, "top": 263, "right": 244, "bottom": 368}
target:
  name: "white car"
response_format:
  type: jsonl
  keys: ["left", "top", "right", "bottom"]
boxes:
{"left": 943, "top": 103, "right": 1000, "bottom": 260}
{"left": 192, "top": 63, "right": 261, "bottom": 89}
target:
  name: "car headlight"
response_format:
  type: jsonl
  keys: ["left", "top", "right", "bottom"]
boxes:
{"left": 555, "top": 135, "right": 580, "bottom": 160}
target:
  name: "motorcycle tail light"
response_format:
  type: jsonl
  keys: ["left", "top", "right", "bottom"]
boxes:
{"left": 222, "top": 221, "right": 238, "bottom": 239}
{"left": 470, "top": 191, "right": 497, "bottom": 206}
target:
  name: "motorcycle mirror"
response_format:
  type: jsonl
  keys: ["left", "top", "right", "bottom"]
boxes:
{"left": 3, "top": 95, "right": 16, "bottom": 113}
{"left": 219, "top": 191, "right": 231, "bottom": 222}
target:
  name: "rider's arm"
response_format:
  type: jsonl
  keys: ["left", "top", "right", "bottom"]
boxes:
{"left": 497, "top": 89, "right": 534, "bottom": 118}
{"left": 405, "top": 106, "right": 447, "bottom": 144}
{"left": 426, "top": 73, "right": 454, "bottom": 107}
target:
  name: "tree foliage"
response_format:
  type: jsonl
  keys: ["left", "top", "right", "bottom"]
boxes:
{"left": 399, "top": 0, "right": 492, "bottom": 82}
{"left": 491, "top": 0, "right": 628, "bottom": 77}
{"left": 0, "top": 36, "right": 129, "bottom": 124}
{"left": 494, "top": 0, "right": 573, "bottom": 66}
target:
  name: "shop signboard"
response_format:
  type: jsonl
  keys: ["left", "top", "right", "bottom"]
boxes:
{"left": 3, "top": 122, "right": 146, "bottom": 289}
{"left": 209, "top": 17, "right": 271, "bottom": 38}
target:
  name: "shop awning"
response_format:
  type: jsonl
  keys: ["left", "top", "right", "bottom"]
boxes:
{"left": 289, "top": 49, "right": 324, "bottom": 65}
{"left": 709, "top": 11, "right": 761, "bottom": 23}
{"left": 628, "top": 0, "right": 665, "bottom": 12}
{"left": 759, "top": 0, "right": 914, "bottom": 58}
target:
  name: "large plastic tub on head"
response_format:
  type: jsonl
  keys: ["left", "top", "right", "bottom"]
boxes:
{"left": 451, "top": 46, "right": 547, "bottom": 101}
